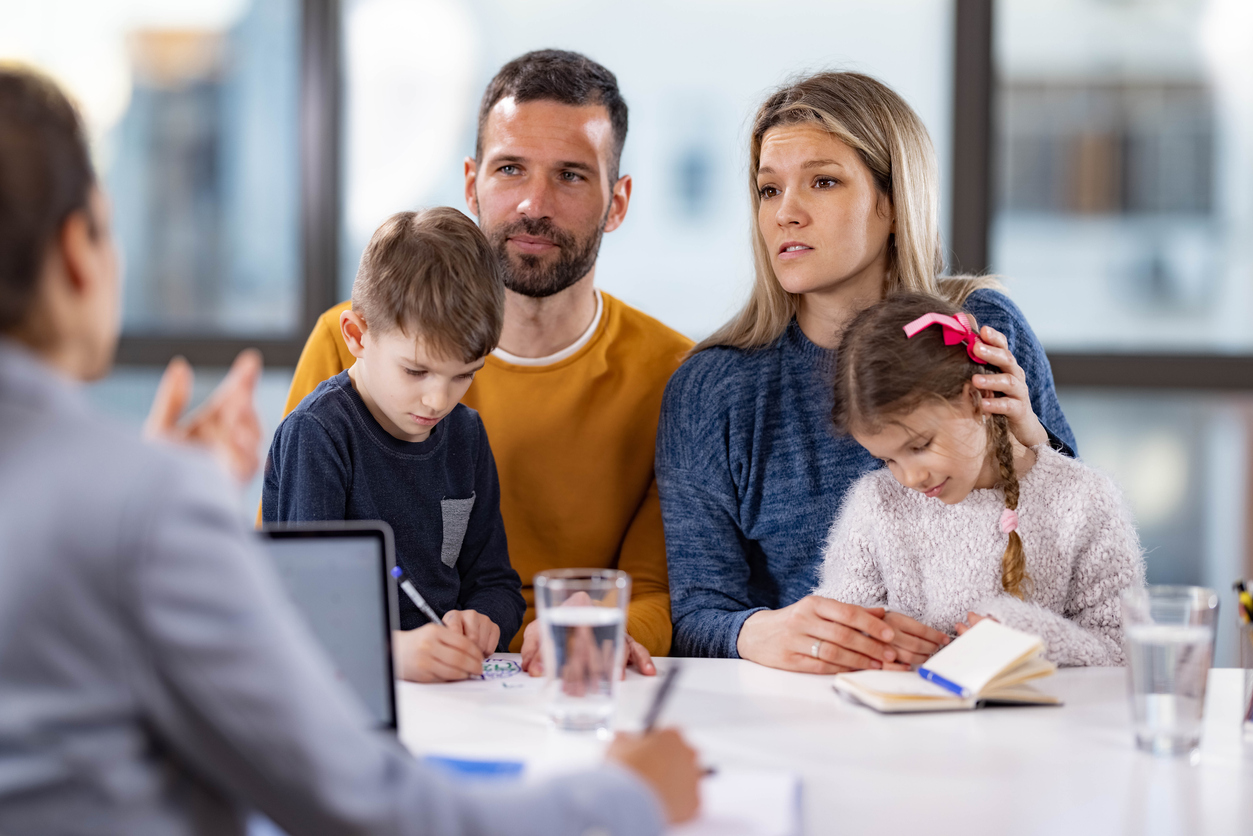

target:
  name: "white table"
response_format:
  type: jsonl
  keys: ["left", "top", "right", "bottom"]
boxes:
{"left": 398, "top": 658, "right": 1253, "bottom": 835}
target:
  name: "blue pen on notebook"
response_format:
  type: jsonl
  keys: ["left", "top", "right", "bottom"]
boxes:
{"left": 390, "top": 566, "right": 446, "bottom": 626}
{"left": 917, "top": 665, "right": 969, "bottom": 699}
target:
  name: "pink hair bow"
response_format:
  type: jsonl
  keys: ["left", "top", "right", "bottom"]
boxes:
{"left": 902, "top": 312, "right": 983, "bottom": 364}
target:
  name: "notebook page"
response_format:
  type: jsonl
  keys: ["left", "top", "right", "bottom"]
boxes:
{"left": 838, "top": 670, "right": 958, "bottom": 698}
{"left": 919, "top": 619, "right": 1044, "bottom": 696}
{"left": 670, "top": 769, "right": 801, "bottom": 836}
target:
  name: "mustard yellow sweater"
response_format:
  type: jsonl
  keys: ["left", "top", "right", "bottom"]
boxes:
{"left": 280, "top": 293, "right": 691, "bottom": 655}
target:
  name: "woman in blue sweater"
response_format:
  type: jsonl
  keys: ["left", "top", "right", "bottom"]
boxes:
{"left": 656, "top": 72, "right": 1077, "bottom": 670}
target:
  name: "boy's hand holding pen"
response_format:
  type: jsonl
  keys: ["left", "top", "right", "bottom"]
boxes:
{"left": 391, "top": 566, "right": 494, "bottom": 683}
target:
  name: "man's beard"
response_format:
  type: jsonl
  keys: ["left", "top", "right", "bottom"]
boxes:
{"left": 486, "top": 215, "right": 605, "bottom": 299}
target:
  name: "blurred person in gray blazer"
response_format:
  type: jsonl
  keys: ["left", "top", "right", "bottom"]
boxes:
{"left": 0, "top": 65, "right": 699, "bottom": 836}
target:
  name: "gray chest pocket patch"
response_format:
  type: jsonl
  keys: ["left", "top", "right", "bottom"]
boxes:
{"left": 440, "top": 494, "right": 476, "bottom": 568}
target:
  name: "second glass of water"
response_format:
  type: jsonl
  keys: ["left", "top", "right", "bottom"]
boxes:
{"left": 534, "top": 569, "right": 630, "bottom": 733}
{"left": 1121, "top": 585, "right": 1219, "bottom": 758}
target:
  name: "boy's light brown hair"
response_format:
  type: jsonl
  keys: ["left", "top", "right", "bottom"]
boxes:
{"left": 352, "top": 207, "right": 504, "bottom": 362}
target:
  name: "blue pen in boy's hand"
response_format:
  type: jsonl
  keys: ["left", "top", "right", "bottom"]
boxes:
{"left": 391, "top": 566, "right": 447, "bottom": 627}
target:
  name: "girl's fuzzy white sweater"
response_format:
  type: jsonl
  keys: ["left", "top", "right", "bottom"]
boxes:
{"left": 814, "top": 446, "right": 1145, "bottom": 666}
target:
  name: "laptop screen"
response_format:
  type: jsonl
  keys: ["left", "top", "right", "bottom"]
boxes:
{"left": 257, "top": 525, "right": 397, "bottom": 729}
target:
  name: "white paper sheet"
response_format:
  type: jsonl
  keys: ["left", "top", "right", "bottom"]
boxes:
{"left": 670, "top": 769, "right": 801, "bottom": 836}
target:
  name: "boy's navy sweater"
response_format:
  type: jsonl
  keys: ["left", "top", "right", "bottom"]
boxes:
{"left": 262, "top": 371, "right": 523, "bottom": 646}
{"left": 656, "top": 289, "right": 1077, "bottom": 658}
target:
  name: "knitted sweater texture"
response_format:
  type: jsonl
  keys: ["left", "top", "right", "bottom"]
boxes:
{"left": 658, "top": 289, "right": 1077, "bottom": 658}
{"left": 814, "top": 446, "right": 1145, "bottom": 666}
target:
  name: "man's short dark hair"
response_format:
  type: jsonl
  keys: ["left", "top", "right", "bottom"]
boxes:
{"left": 0, "top": 65, "right": 95, "bottom": 333}
{"left": 475, "top": 49, "right": 629, "bottom": 186}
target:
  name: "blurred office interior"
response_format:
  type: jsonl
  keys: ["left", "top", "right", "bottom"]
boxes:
{"left": 2, "top": 0, "right": 1250, "bottom": 663}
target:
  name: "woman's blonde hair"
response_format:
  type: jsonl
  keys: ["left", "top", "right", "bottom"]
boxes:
{"left": 696, "top": 71, "right": 995, "bottom": 353}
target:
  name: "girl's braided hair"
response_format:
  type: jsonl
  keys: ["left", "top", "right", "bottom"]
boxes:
{"left": 832, "top": 292, "right": 1030, "bottom": 599}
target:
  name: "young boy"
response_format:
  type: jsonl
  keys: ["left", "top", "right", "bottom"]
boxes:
{"left": 263, "top": 207, "right": 524, "bottom": 682}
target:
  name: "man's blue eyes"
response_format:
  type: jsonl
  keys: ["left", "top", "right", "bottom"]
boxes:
{"left": 496, "top": 166, "right": 582, "bottom": 181}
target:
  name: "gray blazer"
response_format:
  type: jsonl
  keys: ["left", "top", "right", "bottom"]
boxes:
{"left": 0, "top": 341, "right": 662, "bottom": 836}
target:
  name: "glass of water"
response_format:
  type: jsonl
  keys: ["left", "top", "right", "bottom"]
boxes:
{"left": 534, "top": 569, "right": 630, "bottom": 734}
{"left": 1121, "top": 585, "right": 1219, "bottom": 757}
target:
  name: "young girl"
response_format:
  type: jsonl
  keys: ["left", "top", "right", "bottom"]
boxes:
{"left": 814, "top": 293, "right": 1145, "bottom": 666}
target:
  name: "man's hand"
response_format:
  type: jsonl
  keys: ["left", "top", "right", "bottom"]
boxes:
{"left": 607, "top": 729, "right": 701, "bottom": 825}
{"left": 442, "top": 609, "right": 500, "bottom": 657}
{"left": 622, "top": 633, "right": 656, "bottom": 676}
{"left": 144, "top": 350, "right": 263, "bottom": 484}
{"left": 393, "top": 625, "right": 484, "bottom": 683}
{"left": 881, "top": 611, "right": 951, "bottom": 669}
{"left": 520, "top": 618, "right": 656, "bottom": 678}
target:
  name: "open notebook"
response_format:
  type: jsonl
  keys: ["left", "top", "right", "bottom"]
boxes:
{"left": 832, "top": 619, "right": 1060, "bottom": 712}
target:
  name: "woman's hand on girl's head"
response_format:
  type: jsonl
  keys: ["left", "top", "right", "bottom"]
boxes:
{"left": 736, "top": 596, "right": 898, "bottom": 674}
{"left": 881, "top": 611, "right": 950, "bottom": 666}
{"left": 969, "top": 326, "right": 1049, "bottom": 449}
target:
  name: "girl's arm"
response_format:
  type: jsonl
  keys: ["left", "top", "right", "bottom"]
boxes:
{"left": 976, "top": 595, "right": 1124, "bottom": 667}
{"left": 813, "top": 482, "right": 887, "bottom": 608}
{"left": 977, "top": 469, "right": 1145, "bottom": 666}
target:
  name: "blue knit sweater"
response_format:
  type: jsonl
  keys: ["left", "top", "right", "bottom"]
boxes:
{"left": 656, "top": 290, "right": 1077, "bottom": 658}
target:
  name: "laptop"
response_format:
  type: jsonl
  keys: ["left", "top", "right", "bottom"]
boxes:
{"left": 256, "top": 521, "right": 399, "bottom": 730}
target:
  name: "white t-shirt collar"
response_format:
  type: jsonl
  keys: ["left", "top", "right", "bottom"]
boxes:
{"left": 491, "top": 290, "right": 603, "bottom": 367}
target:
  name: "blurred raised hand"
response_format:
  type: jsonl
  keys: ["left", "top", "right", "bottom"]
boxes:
{"left": 144, "top": 349, "right": 264, "bottom": 484}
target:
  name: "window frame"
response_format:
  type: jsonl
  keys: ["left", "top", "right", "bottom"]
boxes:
{"left": 113, "top": 0, "right": 342, "bottom": 368}
{"left": 952, "top": 0, "right": 1253, "bottom": 390}
{"left": 114, "top": 0, "right": 1249, "bottom": 388}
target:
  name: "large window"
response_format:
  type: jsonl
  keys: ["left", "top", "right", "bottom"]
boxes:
{"left": 1, "top": 0, "right": 304, "bottom": 341}
{"left": 8, "top": 0, "right": 1251, "bottom": 661}
{"left": 982, "top": 0, "right": 1253, "bottom": 665}
{"left": 991, "top": 0, "right": 1252, "bottom": 354}
{"left": 340, "top": 0, "right": 957, "bottom": 340}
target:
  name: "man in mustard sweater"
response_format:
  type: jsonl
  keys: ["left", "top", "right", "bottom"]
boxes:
{"left": 282, "top": 50, "right": 690, "bottom": 667}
